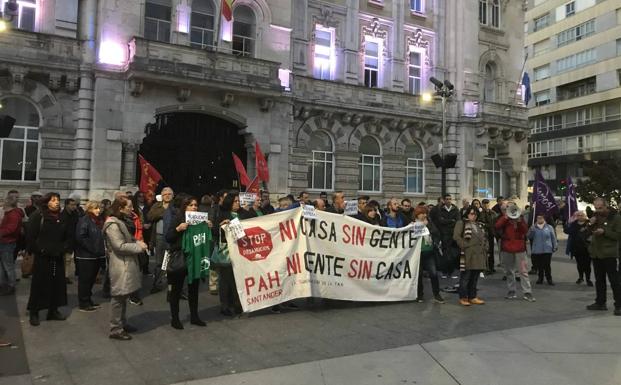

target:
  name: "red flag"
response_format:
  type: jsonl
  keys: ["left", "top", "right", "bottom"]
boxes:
{"left": 232, "top": 153, "right": 251, "bottom": 186}
{"left": 255, "top": 142, "right": 269, "bottom": 183}
{"left": 138, "top": 155, "right": 162, "bottom": 204}
{"left": 221, "top": 0, "right": 234, "bottom": 21}
{"left": 245, "top": 176, "right": 260, "bottom": 194}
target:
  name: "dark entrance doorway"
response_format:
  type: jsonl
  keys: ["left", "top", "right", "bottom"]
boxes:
{"left": 138, "top": 112, "right": 246, "bottom": 197}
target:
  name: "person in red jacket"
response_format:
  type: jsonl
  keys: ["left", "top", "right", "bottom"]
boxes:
{"left": 0, "top": 195, "right": 25, "bottom": 295}
{"left": 495, "top": 202, "right": 536, "bottom": 302}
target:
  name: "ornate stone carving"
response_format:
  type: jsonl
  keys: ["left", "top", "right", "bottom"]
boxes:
{"left": 259, "top": 98, "right": 274, "bottom": 112}
{"left": 129, "top": 79, "right": 143, "bottom": 97}
{"left": 476, "top": 126, "right": 487, "bottom": 137}
{"left": 502, "top": 128, "right": 514, "bottom": 140}
{"left": 341, "top": 113, "right": 352, "bottom": 125}
{"left": 406, "top": 29, "right": 432, "bottom": 66}
{"left": 362, "top": 18, "right": 387, "bottom": 40}
{"left": 514, "top": 130, "right": 527, "bottom": 142}
{"left": 487, "top": 126, "right": 500, "bottom": 138}
{"left": 48, "top": 73, "right": 62, "bottom": 91}
{"left": 177, "top": 87, "right": 191, "bottom": 102}
{"left": 317, "top": 7, "right": 335, "bottom": 28}
{"left": 221, "top": 93, "right": 234, "bottom": 107}
{"left": 398, "top": 120, "right": 408, "bottom": 131}
{"left": 351, "top": 114, "right": 362, "bottom": 125}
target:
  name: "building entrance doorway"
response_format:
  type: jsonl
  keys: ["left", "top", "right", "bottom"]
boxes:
{"left": 138, "top": 112, "right": 246, "bottom": 197}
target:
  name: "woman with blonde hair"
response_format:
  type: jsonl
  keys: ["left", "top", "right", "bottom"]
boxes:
{"left": 75, "top": 201, "right": 106, "bottom": 312}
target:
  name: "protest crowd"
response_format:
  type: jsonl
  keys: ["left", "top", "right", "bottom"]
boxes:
{"left": 0, "top": 186, "right": 620, "bottom": 343}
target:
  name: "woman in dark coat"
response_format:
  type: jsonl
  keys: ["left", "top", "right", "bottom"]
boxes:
{"left": 564, "top": 211, "right": 593, "bottom": 286}
{"left": 216, "top": 193, "right": 243, "bottom": 316}
{"left": 26, "top": 192, "right": 72, "bottom": 326}
{"left": 75, "top": 200, "right": 106, "bottom": 311}
{"left": 166, "top": 196, "right": 212, "bottom": 329}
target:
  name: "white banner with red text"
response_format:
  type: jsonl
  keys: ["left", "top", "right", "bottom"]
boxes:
{"left": 224, "top": 207, "right": 427, "bottom": 313}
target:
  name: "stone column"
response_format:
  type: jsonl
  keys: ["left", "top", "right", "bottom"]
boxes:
{"left": 391, "top": 1, "right": 405, "bottom": 92}
{"left": 121, "top": 142, "right": 139, "bottom": 187}
{"left": 291, "top": 0, "right": 309, "bottom": 74}
{"left": 343, "top": 0, "right": 360, "bottom": 85}
{"left": 73, "top": 0, "right": 97, "bottom": 197}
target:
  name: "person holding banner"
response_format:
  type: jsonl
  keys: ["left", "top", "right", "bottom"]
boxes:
{"left": 414, "top": 207, "right": 444, "bottom": 304}
{"left": 326, "top": 191, "right": 346, "bottom": 214}
{"left": 216, "top": 193, "right": 244, "bottom": 316}
{"left": 453, "top": 207, "right": 488, "bottom": 306}
{"left": 380, "top": 198, "right": 410, "bottom": 228}
{"left": 165, "top": 197, "right": 212, "bottom": 329}
{"left": 361, "top": 204, "right": 381, "bottom": 226}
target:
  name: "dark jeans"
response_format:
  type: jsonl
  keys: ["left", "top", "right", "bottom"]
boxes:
{"left": 574, "top": 252, "right": 592, "bottom": 280}
{"left": 459, "top": 270, "right": 481, "bottom": 299}
{"left": 417, "top": 250, "right": 440, "bottom": 297}
{"left": 440, "top": 239, "right": 459, "bottom": 276}
{"left": 77, "top": 259, "right": 102, "bottom": 307}
{"left": 168, "top": 269, "right": 200, "bottom": 321}
{"left": 593, "top": 258, "right": 621, "bottom": 308}
{"left": 218, "top": 265, "right": 241, "bottom": 313}
{"left": 533, "top": 253, "right": 552, "bottom": 281}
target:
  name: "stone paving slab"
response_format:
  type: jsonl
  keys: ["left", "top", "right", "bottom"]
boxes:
{"left": 173, "top": 315, "right": 621, "bottom": 385}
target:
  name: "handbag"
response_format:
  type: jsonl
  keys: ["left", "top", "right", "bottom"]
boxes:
{"left": 21, "top": 251, "right": 34, "bottom": 277}
{"left": 164, "top": 249, "right": 186, "bottom": 274}
{"left": 210, "top": 229, "right": 231, "bottom": 267}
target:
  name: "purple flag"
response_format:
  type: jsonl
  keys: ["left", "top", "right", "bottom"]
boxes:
{"left": 566, "top": 176, "right": 578, "bottom": 222}
{"left": 533, "top": 169, "right": 558, "bottom": 220}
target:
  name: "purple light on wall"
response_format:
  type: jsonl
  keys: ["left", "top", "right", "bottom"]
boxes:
{"left": 99, "top": 40, "right": 126, "bottom": 66}
{"left": 177, "top": 4, "right": 190, "bottom": 34}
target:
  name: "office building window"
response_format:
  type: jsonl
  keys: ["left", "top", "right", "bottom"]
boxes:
{"left": 408, "top": 51, "right": 422, "bottom": 95}
{"left": 535, "top": 90, "right": 550, "bottom": 106}
{"left": 232, "top": 5, "right": 255, "bottom": 57}
{"left": 364, "top": 40, "right": 380, "bottom": 88}
{"left": 0, "top": 97, "right": 39, "bottom": 181}
{"left": 565, "top": 1, "right": 575, "bottom": 17}
{"left": 145, "top": 0, "right": 172, "bottom": 42}
{"left": 307, "top": 131, "right": 334, "bottom": 190}
{"left": 313, "top": 26, "right": 334, "bottom": 80}
{"left": 534, "top": 65, "right": 550, "bottom": 81}
{"left": 410, "top": 0, "right": 423, "bottom": 13}
{"left": 190, "top": 0, "right": 215, "bottom": 49}
{"left": 359, "top": 136, "right": 382, "bottom": 192}
{"left": 534, "top": 13, "right": 549, "bottom": 32}
{"left": 405, "top": 143, "right": 424, "bottom": 194}
{"left": 1, "top": 0, "right": 36, "bottom": 31}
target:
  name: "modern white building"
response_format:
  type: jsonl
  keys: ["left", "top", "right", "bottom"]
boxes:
{"left": 0, "top": 0, "right": 528, "bottom": 203}
{"left": 525, "top": 0, "right": 621, "bottom": 193}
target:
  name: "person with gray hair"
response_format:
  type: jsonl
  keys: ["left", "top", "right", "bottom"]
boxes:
{"left": 146, "top": 187, "right": 174, "bottom": 293}
{"left": 0, "top": 195, "right": 24, "bottom": 295}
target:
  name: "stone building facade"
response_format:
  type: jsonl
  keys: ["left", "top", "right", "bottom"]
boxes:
{"left": 0, "top": 0, "right": 528, "bottom": 203}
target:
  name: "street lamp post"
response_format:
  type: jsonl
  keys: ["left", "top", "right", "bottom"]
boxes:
{"left": 429, "top": 77, "right": 454, "bottom": 198}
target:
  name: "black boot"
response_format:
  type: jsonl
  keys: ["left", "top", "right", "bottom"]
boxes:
{"left": 46, "top": 308, "right": 66, "bottom": 321}
{"left": 29, "top": 311, "right": 39, "bottom": 326}
{"left": 536, "top": 275, "right": 543, "bottom": 284}
{"left": 170, "top": 297, "right": 183, "bottom": 330}
{"left": 188, "top": 289, "right": 205, "bottom": 326}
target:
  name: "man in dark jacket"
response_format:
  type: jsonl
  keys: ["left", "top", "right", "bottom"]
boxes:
{"left": 586, "top": 198, "right": 621, "bottom": 315}
{"left": 495, "top": 204, "right": 535, "bottom": 302}
{"left": 437, "top": 194, "right": 460, "bottom": 286}
{"left": 326, "top": 191, "right": 346, "bottom": 214}
{"left": 61, "top": 198, "right": 80, "bottom": 284}
{"left": 479, "top": 199, "right": 498, "bottom": 273}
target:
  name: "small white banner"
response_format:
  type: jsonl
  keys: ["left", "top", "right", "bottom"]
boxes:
{"left": 344, "top": 200, "right": 359, "bottom": 216}
{"left": 302, "top": 204, "right": 318, "bottom": 219}
{"left": 228, "top": 217, "right": 246, "bottom": 240}
{"left": 185, "top": 211, "right": 209, "bottom": 225}
{"left": 239, "top": 193, "right": 257, "bottom": 207}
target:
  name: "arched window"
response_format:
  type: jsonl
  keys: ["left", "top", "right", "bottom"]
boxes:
{"left": 484, "top": 62, "right": 496, "bottom": 102}
{"left": 145, "top": 0, "right": 172, "bottom": 43}
{"left": 476, "top": 148, "right": 501, "bottom": 199}
{"left": 405, "top": 142, "right": 424, "bottom": 194}
{"left": 0, "top": 97, "right": 40, "bottom": 181}
{"left": 307, "top": 131, "right": 334, "bottom": 190}
{"left": 232, "top": 5, "right": 255, "bottom": 57}
{"left": 190, "top": 0, "right": 215, "bottom": 49}
{"left": 359, "top": 136, "right": 381, "bottom": 192}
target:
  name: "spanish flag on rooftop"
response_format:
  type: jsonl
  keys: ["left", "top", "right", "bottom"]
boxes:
{"left": 222, "top": 0, "right": 235, "bottom": 21}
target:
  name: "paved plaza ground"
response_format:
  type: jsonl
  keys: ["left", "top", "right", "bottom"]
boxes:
{"left": 1, "top": 239, "right": 621, "bottom": 385}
